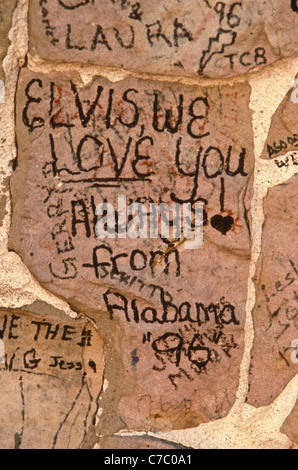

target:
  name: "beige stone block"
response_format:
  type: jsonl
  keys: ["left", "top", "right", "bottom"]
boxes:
{"left": 261, "top": 74, "right": 298, "bottom": 160}
{"left": 96, "top": 435, "right": 187, "bottom": 449}
{"left": 10, "top": 68, "right": 254, "bottom": 431}
{"left": 29, "top": 0, "right": 298, "bottom": 79}
{"left": 248, "top": 175, "right": 298, "bottom": 406}
{"left": 0, "top": 301, "right": 104, "bottom": 449}
{"left": 281, "top": 400, "right": 298, "bottom": 446}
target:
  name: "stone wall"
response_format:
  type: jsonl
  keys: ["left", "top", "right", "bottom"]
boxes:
{"left": 0, "top": 0, "right": 297, "bottom": 449}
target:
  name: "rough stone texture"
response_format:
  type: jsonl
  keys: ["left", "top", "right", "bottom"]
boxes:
{"left": 281, "top": 400, "right": 298, "bottom": 445}
{"left": 248, "top": 174, "right": 298, "bottom": 407}
{"left": 29, "top": 0, "right": 298, "bottom": 79}
{"left": 0, "top": 0, "right": 17, "bottom": 81}
{"left": 0, "top": 301, "right": 104, "bottom": 449}
{"left": 96, "top": 435, "right": 188, "bottom": 449}
{"left": 9, "top": 67, "right": 255, "bottom": 432}
{"left": 0, "top": 176, "right": 9, "bottom": 230}
{"left": 261, "top": 74, "right": 298, "bottom": 160}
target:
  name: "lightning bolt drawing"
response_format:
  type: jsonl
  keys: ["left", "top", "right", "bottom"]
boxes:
{"left": 198, "top": 28, "right": 237, "bottom": 75}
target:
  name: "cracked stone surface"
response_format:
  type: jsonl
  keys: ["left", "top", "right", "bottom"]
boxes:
{"left": 261, "top": 74, "right": 298, "bottom": 160}
{"left": 0, "top": 301, "right": 104, "bottom": 449}
{"left": 9, "top": 67, "right": 255, "bottom": 432}
{"left": 248, "top": 174, "right": 298, "bottom": 407}
{"left": 29, "top": 0, "right": 298, "bottom": 79}
{"left": 0, "top": 0, "right": 17, "bottom": 81}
